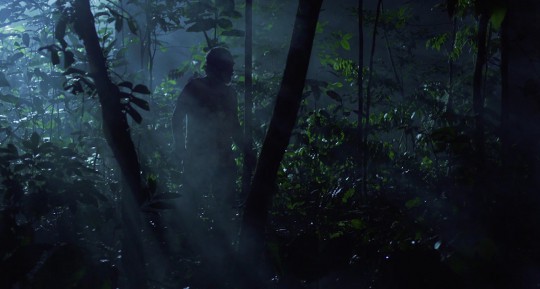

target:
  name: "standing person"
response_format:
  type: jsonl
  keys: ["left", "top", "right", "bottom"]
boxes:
{"left": 172, "top": 46, "right": 241, "bottom": 288}
{"left": 172, "top": 46, "right": 241, "bottom": 212}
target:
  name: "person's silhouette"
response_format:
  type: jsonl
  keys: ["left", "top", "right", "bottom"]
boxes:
{"left": 172, "top": 47, "right": 241, "bottom": 213}
{"left": 172, "top": 46, "right": 241, "bottom": 288}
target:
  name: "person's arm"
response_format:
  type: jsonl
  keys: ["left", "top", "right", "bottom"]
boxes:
{"left": 228, "top": 87, "right": 242, "bottom": 148}
{"left": 172, "top": 83, "right": 191, "bottom": 161}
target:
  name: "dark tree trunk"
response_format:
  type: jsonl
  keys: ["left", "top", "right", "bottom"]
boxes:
{"left": 447, "top": 17, "right": 457, "bottom": 114}
{"left": 72, "top": 1, "right": 147, "bottom": 288}
{"left": 242, "top": 0, "right": 255, "bottom": 200}
{"left": 503, "top": 0, "right": 540, "bottom": 190}
{"left": 357, "top": 0, "right": 364, "bottom": 197}
{"left": 73, "top": 0, "right": 144, "bottom": 205}
{"left": 237, "top": 0, "right": 323, "bottom": 286}
{"left": 496, "top": 2, "right": 540, "bottom": 286}
{"left": 500, "top": 14, "right": 509, "bottom": 173}
{"left": 473, "top": 13, "right": 489, "bottom": 169}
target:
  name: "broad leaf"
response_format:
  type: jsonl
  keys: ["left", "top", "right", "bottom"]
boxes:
{"left": 64, "top": 50, "right": 75, "bottom": 68}
{"left": 130, "top": 96, "right": 150, "bottom": 111}
{"left": 221, "top": 29, "right": 245, "bottom": 37}
{"left": 133, "top": 84, "right": 151, "bottom": 94}
{"left": 0, "top": 72, "right": 10, "bottom": 87}
{"left": 118, "top": 81, "right": 133, "bottom": 89}
{"left": 187, "top": 19, "right": 215, "bottom": 32}
{"left": 0, "top": 93, "right": 18, "bottom": 104}
{"left": 125, "top": 106, "right": 143, "bottom": 123}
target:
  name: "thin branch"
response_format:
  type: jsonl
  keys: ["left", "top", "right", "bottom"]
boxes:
{"left": 363, "top": 0, "right": 382, "bottom": 194}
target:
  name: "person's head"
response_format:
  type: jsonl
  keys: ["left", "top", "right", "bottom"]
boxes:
{"left": 205, "top": 47, "right": 234, "bottom": 84}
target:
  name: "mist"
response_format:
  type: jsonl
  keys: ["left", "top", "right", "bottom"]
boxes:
{"left": 1, "top": 0, "right": 539, "bottom": 289}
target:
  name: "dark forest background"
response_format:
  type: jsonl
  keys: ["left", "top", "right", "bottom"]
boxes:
{"left": 0, "top": 0, "right": 539, "bottom": 288}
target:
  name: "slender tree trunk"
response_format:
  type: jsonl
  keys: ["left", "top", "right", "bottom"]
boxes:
{"left": 500, "top": 14, "right": 509, "bottom": 172}
{"left": 242, "top": 0, "right": 255, "bottom": 200}
{"left": 72, "top": 1, "right": 147, "bottom": 288}
{"left": 357, "top": 0, "right": 364, "bottom": 197}
{"left": 238, "top": 0, "right": 323, "bottom": 286}
{"left": 473, "top": 13, "right": 488, "bottom": 169}
{"left": 381, "top": 1, "right": 403, "bottom": 99}
{"left": 447, "top": 17, "right": 457, "bottom": 114}
{"left": 363, "top": 0, "right": 382, "bottom": 195}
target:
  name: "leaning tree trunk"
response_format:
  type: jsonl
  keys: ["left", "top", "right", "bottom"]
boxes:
{"left": 237, "top": 0, "right": 323, "bottom": 286}
{"left": 72, "top": 1, "right": 147, "bottom": 289}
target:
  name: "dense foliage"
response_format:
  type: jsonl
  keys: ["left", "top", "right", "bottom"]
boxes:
{"left": 0, "top": 0, "right": 538, "bottom": 289}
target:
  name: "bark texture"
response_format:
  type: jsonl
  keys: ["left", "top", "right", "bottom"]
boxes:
{"left": 238, "top": 0, "right": 323, "bottom": 286}
{"left": 72, "top": 1, "right": 147, "bottom": 288}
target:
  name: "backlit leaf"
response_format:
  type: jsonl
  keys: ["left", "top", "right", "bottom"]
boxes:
{"left": 30, "top": 132, "right": 41, "bottom": 150}
{"left": 125, "top": 106, "right": 142, "bottom": 123}
{"left": 64, "top": 50, "right": 75, "bottom": 68}
{"left": 118, "top": 81, "right": 133, "bottom": 89}
{"left": 326, "top": 90, "right": 342, "bottom": 102}
{"left": 51, "top": 51, "right": 60, "bottom": 65}
{"left": 490, "top": 7, "right": 507, "bottom": 29}
{"left": 128, "top": 18, "right": 138, "bottom": 35}
{"left": 130, "top": 96, "right": 150, "bottom": 111}
{"left": 133, "top": 84, "right": 151, "bottom": 94}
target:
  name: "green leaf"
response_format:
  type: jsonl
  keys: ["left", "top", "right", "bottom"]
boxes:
{"left": 22, "top": 33, "right": 30, "bottom": 46}
{"left": 0, "top": 72, "right": 10, "bottom": 87}
{"left": 51, "top": 51, "right": 60, "bottom": 65}
{"left": 220, "top": 10, "right": 242, "bottom": 18}
{"left": 64, "top": 51, "right": 75, "bottom": 68}
{"left": 118, "top": 81, "right": 133, "bottom": 89}
{"left": 30, "top": 132, "right": 41, "bottom": 150}
{"left": 55, "top": 18, "right": 68, "bottom": 49}
{"left": 133, "top": 84, "right": 151, "bottom": 94}
{"left": 63, "top": 67, "right": 86, "bottom": 75}
{"left": 7, "top": 143, "right": 18, "bottom": 156}
{"left": 114, "top": 15, "right": 123, "bottom": 32}
{"left": 490, "top": 7, "right": 507, "bottom": 29}
{"left": 37, "top": 142, "right": 56, "bottom": 153}
{"left": 326, "top": 90, "right": 342, "bottom": 102}
{"left": 217, "top": 18, "right": 233, "bottom": 29}
{"left": 9, "top": 52, "right": 24, "bottom": 62}
{"left": 350, "top": 219, "right": 365, "bottom": 230}
{"left": 148, "top": 175, "right": 157, "bottom": 195}
{"left": 341, "top": 188, "right": 354, "bottom": 203}
{"left": 125, "top": 106, "right": 143, "bottom": 123}
{"left": 127, "top": 18, "right": 138, "bottom": 35}
{"left": 220, "top": 29, "right": 245, "bottom": 37}
{"left": 130, "top": 96, "right": 150, "bottom": 111}
{"left": 186, "top": 19, "right": 215, "bottom": 32}
{"left": 0, "top": 93, "right": 18, "bottom": 104}
{"left": 405, "top": 197, "right": 421, "bottom": 209}
{"left": 340, "top": 33, "right": 352, "bottom": 50}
